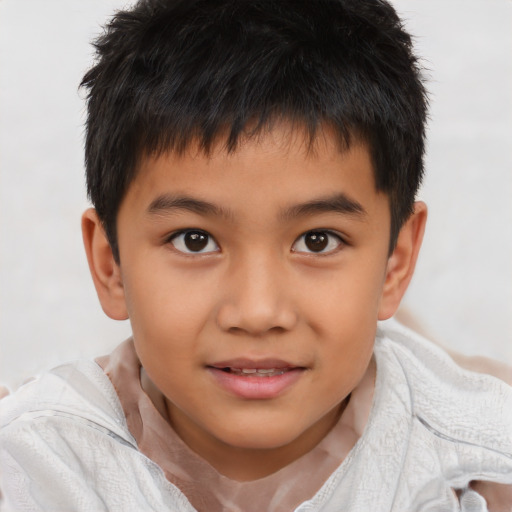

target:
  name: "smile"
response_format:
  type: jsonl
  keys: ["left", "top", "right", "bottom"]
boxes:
{"left": 220, "top": 367, "right": 290, "bottom": 377}
{"left": 207, "top": 360, "right": 306, "bottom": 399}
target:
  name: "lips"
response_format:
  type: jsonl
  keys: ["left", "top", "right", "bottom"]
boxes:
{"left": 207, "top": 358, "right": 306, "bottom": 399}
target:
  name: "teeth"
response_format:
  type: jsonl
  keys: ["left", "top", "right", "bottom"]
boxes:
{"left": 230, "top": 368, "right": 288, "bottom": 377}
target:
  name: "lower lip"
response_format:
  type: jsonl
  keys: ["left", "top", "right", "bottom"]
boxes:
{"left": 207, "top": 368, "right": 305, "bottom": 399}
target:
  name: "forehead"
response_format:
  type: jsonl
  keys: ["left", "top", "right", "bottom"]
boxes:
{"left": 122, "top": 125, "right": 387, "bottom": 223}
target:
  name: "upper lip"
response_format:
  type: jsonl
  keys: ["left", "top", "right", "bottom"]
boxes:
{"left": 208, "top": 358, "right": 302, "bottom": 370}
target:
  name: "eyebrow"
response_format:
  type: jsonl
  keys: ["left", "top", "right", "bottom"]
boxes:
{"left": 147, "top": 192, "right": 367, "bottom": 221}
{"left": 147, "top": 194, "right": 232, "bottom": 218}
{"left": 280, "top": 193, "right": 367, "bottom": 221}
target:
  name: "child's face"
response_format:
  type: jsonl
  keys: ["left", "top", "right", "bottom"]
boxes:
{"left": 111, "top": 126, "right": 401, "bottom": 468}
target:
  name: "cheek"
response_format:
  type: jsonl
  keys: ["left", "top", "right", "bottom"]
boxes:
{"left": 120, "top": 264, "right": 219, "bottom": 372}
{"left": 303, "top": 262, "right": 383, "bottom": 383}
{"left": 123, "top": 258, "right": 215, "bottom": 328}
{"left": 304, "top": 261, "right": 386, "bottom": 329}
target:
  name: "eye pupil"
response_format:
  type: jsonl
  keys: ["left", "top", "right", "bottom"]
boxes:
{"left": 305, "top": 232, "right": 328, "bottom": 252}
{"left": 184, "top": 231, "right": 208, "bottom": 251}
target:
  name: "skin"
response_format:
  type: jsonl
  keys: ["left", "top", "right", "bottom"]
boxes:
{"left": 82, "top": 125, "right": 427, "bottom": 481}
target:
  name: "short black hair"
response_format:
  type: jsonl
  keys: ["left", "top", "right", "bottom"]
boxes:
{"left": 82, "top": 0, "right": 428, "bottom": 262}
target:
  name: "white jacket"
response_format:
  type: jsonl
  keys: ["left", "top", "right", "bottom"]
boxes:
{"left": 1, "top": 323, "right": 511, "bottom": 511}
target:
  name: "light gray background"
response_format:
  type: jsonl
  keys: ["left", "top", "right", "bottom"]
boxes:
{"left": 1, "top": 0, "right": 511, "bottom": 390}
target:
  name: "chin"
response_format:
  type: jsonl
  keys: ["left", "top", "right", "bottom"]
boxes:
{"left": 215, "top": 421, "right": 305, "bottom": 451}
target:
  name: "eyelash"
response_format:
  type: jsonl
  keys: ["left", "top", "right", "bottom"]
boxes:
{"left": 166, "top": 229, "right": 346, "bottom": 256}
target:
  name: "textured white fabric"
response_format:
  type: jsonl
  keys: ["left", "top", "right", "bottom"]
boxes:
{"left": 1, "top": 323, "right": 511, "bottom": 511}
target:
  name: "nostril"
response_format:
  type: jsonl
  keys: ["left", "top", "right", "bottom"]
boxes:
{"left": 226, "top": 326, "right": 246, "bottom": 335}
{"left": 269, "top": 326, "right": 287, "bottom": 334}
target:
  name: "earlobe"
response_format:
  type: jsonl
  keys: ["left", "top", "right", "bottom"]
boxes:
{"left": 81, "top": 208, "right": 129, "bottom": 321}
{"left": 378, "top": 202, "right": 427, "bottom": 320}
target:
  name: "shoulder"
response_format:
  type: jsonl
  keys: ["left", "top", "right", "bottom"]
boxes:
{"left": 376, "top": 320, "right": 512, "bottom": 442}
{"left": 1, "top": 359, "right": 128, "bottom": 437}
{"left": 375, "top": 321, "right": 512, "bottom": 501}
{"left": 0, "top": 359, "right": 137, "bottom": 474}
{"left": 0, "top": 360, "right": 189, "bottom": 511}
{"left": 0, "top": 360, "right": 137, "bottom": 486}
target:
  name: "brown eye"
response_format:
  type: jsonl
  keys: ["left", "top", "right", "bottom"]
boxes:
{"left": 305, "top": 232, "right": 328, "bottom": 252}
{"left": 184, "top": 231, "right": 208, "bottom": 251}
{"left": 170, "top": 230, "right": 219, "bottom": 254}
{"left": 292, "top": 230, "right": 343, "bottom": 254}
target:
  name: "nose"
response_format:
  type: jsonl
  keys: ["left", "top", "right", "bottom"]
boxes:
{"left": 216, "top": 253, "right": 298, "bottom": 336}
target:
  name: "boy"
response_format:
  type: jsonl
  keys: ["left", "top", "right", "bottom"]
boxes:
{"left": 1, "top": 0, "right": 511, "bottom": 510}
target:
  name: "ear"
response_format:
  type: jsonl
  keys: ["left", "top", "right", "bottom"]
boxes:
{"left": 378, "top": 201, "right": 427, "bottom": 320}
{"left": 81, "top": 208, "right": 129, "bottom": 320}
